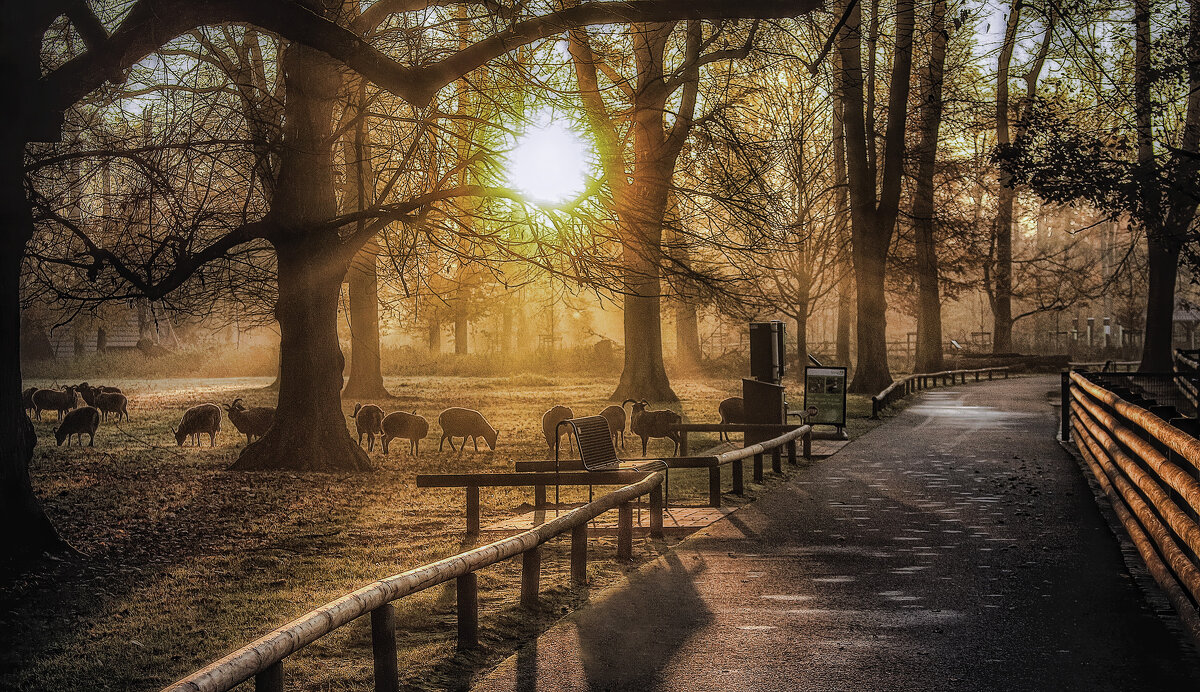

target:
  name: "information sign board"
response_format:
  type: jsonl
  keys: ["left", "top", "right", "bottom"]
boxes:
{"left": 804, "top": 366, "right": 847, "bottom": 427}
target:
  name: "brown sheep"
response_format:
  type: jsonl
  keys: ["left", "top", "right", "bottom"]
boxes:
{"left": 352, "top": 403, "right": 385, "bottom": 451}
{"left": 172, "top": 404, "right": 222, "bottom": 447}
{"left": 95, "top": 392, "right": 129, "bottom": 422}
{"left": 55, "top": 406, "right": 100, "bottom": 447}
{"left": 22, "top": 387, "right": 36, "bottom": 419}
{"left": 32, "top": 386, "right": 81, "bottom": 421}
{"left": 438, "top": 408, "right": 498, "bottom": 452}
{"left": 381, "top": 411, "right": 429, "bottom": 455}
{"left": 623, "top": 399, "right": 682, "bottom": 456}
{"left": 541, "top": 405, "right": 575, "bottom": 452}
{"left": 717, "top": 396, "right": 744, "bottom": 442}
{"left": 224, "top": 398, "right": 275, "bottom": 444}
{"left": 598, "top": 404, "right": 627, "bottom": 450}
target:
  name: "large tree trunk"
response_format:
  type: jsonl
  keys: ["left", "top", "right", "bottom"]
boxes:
{"left": 675, "top": 299, "right": 702, "bottom": 370}
{"left": 231, "top": 39, "right": 369, "bottom": 472}
{"left": 836, "top": 274, "right": 853, "bottom": 365}
{"left": 991, "top": 0, "right": 1021, "bottom": 354}
{"left": 0, "top": 12, "right": 74, "bottom": 562}
{"left": 913, "top": 0, "right": 948, "bottom": 373}
{"left": 343, "top": 245, "right": 388, "bottom": 398}
{"left": 1140, "top": 238, "right": 1179, "bottom": 371}
{"left": 614, "top": 232, "right": 677, "bottom": 401}
{"left": 454, "top": 309, "right": 468, "bottom": 355}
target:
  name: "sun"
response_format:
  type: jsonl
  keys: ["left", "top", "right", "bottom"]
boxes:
{"left": 506, "top": 122, "right": 589, "bottom": 204}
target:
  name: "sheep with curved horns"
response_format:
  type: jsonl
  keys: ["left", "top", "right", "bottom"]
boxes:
{"left": 381, "top": 410, "right": 429, "bottom": 455}
{"left": 55, "top": 406, "right": 100, "bottom": 447}
{"left": 598, "top": 404, "right": 627, "bottom": 450}
{"left": 717, "top": 396, "right": 744, "bottom": 442}
{"left": 622, "top": 399, "right": 682, "bottom": 456}
{"left": 541, "top": 405, "right": 575, "bottom": 452}
{"left": 172, "top": 404, "right": 222, "bottom": 447}
{"left": 224, "top": 398, "right": 275, "bottom": 444}
{"left": 438, "top": 407, "right": 498, "bottom": 452}
{"left": 352, "top": 403, "right": 385, "bottom": 451}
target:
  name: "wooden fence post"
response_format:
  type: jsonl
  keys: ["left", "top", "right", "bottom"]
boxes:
{"left": 457, "top": 573, "right": 478, "bottom": 650}
{"left": 709, "top": 467, "right": 722, "bottom": 507}
{"left": 650, "top": 485, "right": 664, "bottom": 538}
{"left": 733, "top": 459, "right": 744, "bottom": 495}
{"left": 534, "top": 484, "right": 545, "bottom": 509}
{"left": 256, "top": 661, "right": 283, "bottom": 692}
{"left": 617, "top": 502, "right": 633, "bottom": 560}
{"left": 571, "top": 524, "right": 587, "bottom": 584}
{"left": 520, "top": 546, "right": 541, "bottom": 608}
{"left": 466, "top": 486, "right": 480, "bottom": 535}
{"left": 803, "top": 431, "right": 812, "bottom": 459}
{"left": 679, "top": 432, "right": 689, "bottom": 457}
{"left": 787, "top": 440, "right": 797, "bottom": 465}
{"left": 371, "top": 605, "right": 399, "bottom": 692}
{"left": 771, "top": 447, "right": 782, "bottom": 474}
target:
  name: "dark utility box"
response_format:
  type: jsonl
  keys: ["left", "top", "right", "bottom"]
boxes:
{"left": 750, "top": 321, "right": 786, "bottom": 384}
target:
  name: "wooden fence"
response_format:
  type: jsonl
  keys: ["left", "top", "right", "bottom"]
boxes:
{"left": 1065, "top": 370, "right": 1200, "bottom": 646}
{"left": 871, "top": 367, "right": 1011, "bottom": 418}
{"left": 164, "top": 425, "right": 809, "bottom": 692}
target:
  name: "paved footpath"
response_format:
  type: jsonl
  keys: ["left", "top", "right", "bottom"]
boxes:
{"left": 473, "top": 376, "right": 1200, "bottom": 691}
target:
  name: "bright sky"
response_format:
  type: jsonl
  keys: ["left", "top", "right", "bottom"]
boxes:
{"left": 505, "top": 121, "right": 590, "bottom": 204}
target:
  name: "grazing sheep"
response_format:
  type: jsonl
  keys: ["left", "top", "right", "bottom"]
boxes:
{"left": 541, "top": 405, "right": 575, "bottom": 452}
{"left": 381, "top": 410, "right": 429, "bottom": 455}
{"left": 32, "top": 386, "right": 81, "bottom": 421}
{"left": 22, "top": 387, "right": 36, "bottom": 419}
{"left": 717, "top": 396, "right": 745, "bottom": 442}
{"left": 172, "top": 404, "right": 222, "bottom": 447}
{"left": 623, "top": 399, "right": 682, "bottom": 456}
{"left": 598, "top": 404, "right": 627, "bottom": 450}
{"left": 224, "top": 398, "right": 275, "bottom": 444}
{"left": 352, "top": 403, "right": 385, "bottom": 451}
{"left": 55, "top": 406, "right": 100, "bottom": 447}
{"left": 438, "top": 407, "right": 498, "bottom": 452}
{"left": 95, "top": 391, "right": 130, "bottom": 422}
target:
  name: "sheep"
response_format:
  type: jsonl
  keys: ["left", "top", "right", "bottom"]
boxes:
{"left": 76, "top": 383, "right": 97, "bottom": 406}
{"left": 598, "top": 404, "right": 627, "bottom": 450}
{"left": 224, "top": 398, "right": 275, "bottom": 444}
{"left": 438, "top": 407, "right": 498, "bottom": 452}
{"left": 172, "top": 403, "right": 222, "bottom": 447}
{"left": 381, "top": 410, "right": 429, "bottom": 455}
{"left": 95, "top": 391, "right": 130, "bottom": 422}
{"left": 55, "top": 406, "right": 100, "bottom": 447}
{"left": 22, "top": 387, "right": 36, "bottom": 419}
{"left": 622, "top": 399, "right": 682, "bottom": 456}
{"left": 541, "top": 405, "right": 575, "bottom": 452}
{"left": 352, "top": 403, "right": 385, "bottom": 451}
{"left": 717, "top": 396, "right": 745, "bottom": 442}
{"left": 32, "top": 386, "right": 81, "bottom": 421}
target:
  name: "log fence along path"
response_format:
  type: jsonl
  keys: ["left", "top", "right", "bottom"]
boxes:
{"left": 473, "top": 375, "right": 1200, "bottom": 691}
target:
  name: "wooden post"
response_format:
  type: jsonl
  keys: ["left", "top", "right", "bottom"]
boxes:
{"left": 872, "top": 397, "right": 880, "bottom": 419}
{"left": 989, "top": 370, "right": 994, "bottom": 380}
{"left": 520, "top": 546, "right": 541, "bottom": 608}
{"left": 650, "top": 485, "right": 664, "bottom": 538}
{"left": 457, "top": 573, "right": 478, "bottom": 650}
{"left": 787, "top": 440, "right": 797, "bottom": 465}
{"left": 466, "top": 486, "right": 480, "bottom": 535}
{"left": 534, "top": 484, "right": 546, "bottom": 509}
{"left": 753, "top": 453, "right": 764, "bottom": 483}
{"left": 709, "top": 467, "right": 722, "bottom": 507}
{"left": 679, "top": 431, "right": 689, "bottom": 457}
{"left": 803, "top": 431, "right": 812, "bottom": 459}
{"left": 1061, "top": 371, "right": 1071, "bottom": 441}
{"left": 617, "top": 502, "right": 633, "bottom": 560}
{"left": 571, "top": 524, "right": 587, "bottom": 584}
{"left": 733, "top": 460, "right": 744, "bottom": 495}
{"left": 771, "top": 447, "right": 782, "bottom": 474}
{"left": 975, "top": 371, "right": 980, "bottom": 382}
{"left": 256, "top": 661, "right": 283, "bottom": 692}
{"left": 371, "top": 605, "right": 399, "bottom": 692}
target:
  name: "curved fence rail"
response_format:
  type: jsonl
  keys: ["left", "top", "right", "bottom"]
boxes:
{"left": 871, "top": 367, "right": 1010, "bottom": 418}
{"left": 1066, "top": 370, "right": 1200, "bottom": 647}
{"left": 164, "top": 425, "right": 810, "bottom": 692}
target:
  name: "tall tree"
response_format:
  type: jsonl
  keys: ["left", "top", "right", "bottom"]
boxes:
{"left": 837, "top": 0, "right": 917, "bottom": 392}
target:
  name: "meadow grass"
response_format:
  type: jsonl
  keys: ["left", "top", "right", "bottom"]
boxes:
{"left": 3, "top": 373, "right": 877, "bottom": 691}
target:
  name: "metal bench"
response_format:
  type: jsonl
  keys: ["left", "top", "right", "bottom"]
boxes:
{"left": 554, "top": 416, "right": 670, "bottom": 507}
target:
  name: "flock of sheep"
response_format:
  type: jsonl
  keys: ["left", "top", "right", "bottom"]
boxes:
{"left": 22, "top": 381, "right": 748, "bottom": 457}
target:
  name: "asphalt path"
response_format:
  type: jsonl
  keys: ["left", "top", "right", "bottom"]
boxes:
{"left": 472, "top": 375, "right": 1200, "bottom": 691}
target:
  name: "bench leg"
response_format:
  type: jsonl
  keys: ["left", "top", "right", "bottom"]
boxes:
{"left": 466, "top": 486, "right": 480, "bottom": 535}
{"left": 571, "top": 524, "right": 587, "bottom": 584}
{"left": 709, "top": 467, "right": 722, "bottom": 507}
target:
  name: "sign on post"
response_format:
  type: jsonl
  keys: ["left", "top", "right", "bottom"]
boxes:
{"left": 804, "top": 366, "right": 847, "bottom": 427}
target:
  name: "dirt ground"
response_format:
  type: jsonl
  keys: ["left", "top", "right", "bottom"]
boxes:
{"left": 2, "top": 374, "right": 870, "bottom": 691}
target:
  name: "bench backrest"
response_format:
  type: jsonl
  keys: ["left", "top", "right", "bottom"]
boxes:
{"left": 558, "top": 416, "right": 620, "bottom": 471}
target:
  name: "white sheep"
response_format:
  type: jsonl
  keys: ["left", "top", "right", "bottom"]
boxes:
{"left": 438, "top": 407, "right": 498, "bottom": 452}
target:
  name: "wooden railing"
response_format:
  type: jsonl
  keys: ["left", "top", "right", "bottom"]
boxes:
{"left": 1069, "top": 360, "right": 1140, "bottom": 372}
{"left": 163, "top": 472, "right": 665, "bottom": 692}
{"left": 871, "top": 367, "right": 1010, "bottom": 418}
{"left": 1065, "top": 371, "right": 1200, "bottom": 646}
{"left": 1176, "top": 350, "right": 1200, "bottom": 410}
{"left": 165, "top": 425, "right": 810, "bottom": 692}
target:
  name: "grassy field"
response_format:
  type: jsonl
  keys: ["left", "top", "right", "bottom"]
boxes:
{"left": 2, "top": 373, "right": 877, "bottom": 691}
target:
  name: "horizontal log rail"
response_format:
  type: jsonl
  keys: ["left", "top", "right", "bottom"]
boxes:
{"left": 1069, "top": 360, "right": 1140, "bottom": 372}
{"left": 163, "top": 472, "right": 666, "bottom": 692}
{"left": 1065, "top": 370, "right": 1200, "bottom": 647}
{"left": 871, "top": 367, "right": 1010, "bottom": 418}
